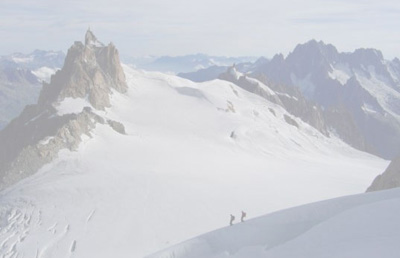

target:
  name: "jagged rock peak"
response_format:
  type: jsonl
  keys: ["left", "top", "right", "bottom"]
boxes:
{"left": 288, "top": 39, "right": 339, "bottom": 62}
{"left": 38, "top": 30, "right": 128, "bottom": 110}
{"left": 270, "top": 53, "right": 284, "bottom": 63}
{"left": 85, "top": 28, "right": 105, "bottom": 47}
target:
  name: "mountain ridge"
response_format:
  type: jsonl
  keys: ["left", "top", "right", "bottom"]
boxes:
{"left": 181, "top": 39, "right": 400, "bottom": 158}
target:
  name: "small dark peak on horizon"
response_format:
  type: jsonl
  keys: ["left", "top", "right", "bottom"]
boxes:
{"left": 270, "top": 53, "right": 285, "bottom": 63}
{"left": 253, "top": 56, "right": 269, "bottom": 66}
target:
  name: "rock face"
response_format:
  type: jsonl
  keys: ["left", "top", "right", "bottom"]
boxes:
{"left": 39, "top": 29, "right": 127, "bottom": 110}
{"left": 247, "top": 40, "right": 400, "bottom": 159}
{"left": 367, "top": 157, "right": 400, "bottom": 192}
{"left": 0, "top": 30, "right": 127, "bottom": 190}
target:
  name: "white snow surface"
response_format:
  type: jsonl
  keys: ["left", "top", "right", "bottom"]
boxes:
{"left": 148, "top": 188, "right": 400, "bottom": 258}
{"left": 0, "top": 65, "right": 388, "bottom": 258}
{"left": 328, "top": 63, "right": 351, "bottom": 85}
{"left": 54, "top": 97, "right": 94, "bottom": 116}
{"left": 32, "top": 67, "right": 58, "bottom": 83}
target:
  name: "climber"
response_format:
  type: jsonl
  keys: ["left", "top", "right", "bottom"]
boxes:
{"left": 230, "top": 214, "right": 235, "bottom": 226}
{"left": 241, "top": 210, "right": 246, "bottom": 222}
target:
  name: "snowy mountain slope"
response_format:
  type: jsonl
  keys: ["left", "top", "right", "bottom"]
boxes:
{"left": 218, "top": 65, "right": 330, "bottom": 138}
{"left": 0, "top": 62, "right": 388, "bottom": 258}
{"left": 148, "top": 187, "right": 400, "bottom": 258}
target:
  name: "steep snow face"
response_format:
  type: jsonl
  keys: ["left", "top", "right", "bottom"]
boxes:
{"left": 148, "top": 188, "right": 400, "bottom": 258}
{"left": 0, "top": 66, "right": 387, "bottom": 258}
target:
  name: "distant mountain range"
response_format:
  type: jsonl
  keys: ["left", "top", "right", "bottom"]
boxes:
{"left": 122, "top": 53, "right": 258, "bottom": 74}
{"left": 0, "top": 50, "right": 65, "bottom": 129}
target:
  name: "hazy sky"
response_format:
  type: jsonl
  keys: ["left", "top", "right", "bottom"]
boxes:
{"left": 1, "top": 0, "right": 400, "bottom": 59}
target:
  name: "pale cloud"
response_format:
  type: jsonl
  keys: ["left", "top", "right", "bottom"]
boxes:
{"left": 0, "top": 0, "right": 399, "bottom": 59}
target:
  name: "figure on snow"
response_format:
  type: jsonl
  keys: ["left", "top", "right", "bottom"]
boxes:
{"left": 241, "top": 210, "right": 246, "bottom": 222}
{"left": 230, "top": 214, "right": 235, "bottom": 226}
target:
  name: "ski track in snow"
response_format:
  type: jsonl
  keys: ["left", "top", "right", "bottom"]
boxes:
{"left": 0, "top": 205, "right": 34, "bottom": 258}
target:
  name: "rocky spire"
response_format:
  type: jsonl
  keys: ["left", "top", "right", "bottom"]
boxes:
{"left": 38, "top": 30, "right": 127, "bottom": 110}
{"left": 85, "top": 28, "right": 104, "bottom": 47}
{"left": 0, "top": 30, "right": 127, "bottom": 190}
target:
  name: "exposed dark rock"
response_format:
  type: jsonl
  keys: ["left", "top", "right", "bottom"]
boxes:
{"left": 367, "top": 157, "right": 400, "bottom": 192}
{"left": 284, "top": 114, "right": 299, "bottom": 128}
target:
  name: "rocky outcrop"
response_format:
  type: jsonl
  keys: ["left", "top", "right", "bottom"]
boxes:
{"left": 0, "top": 30, "right": 128, "bottom": 190}
{"left": 367, "top": 157, "right": 400, "bottom": 192}
{"left": 284, "top": 114, "right": 299, "bottom": 128}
